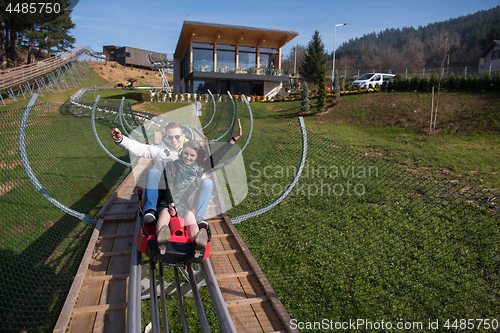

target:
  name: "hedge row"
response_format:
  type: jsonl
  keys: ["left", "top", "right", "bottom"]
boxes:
{"left": 386, "top": 73, "right": 500, "bottom": 92}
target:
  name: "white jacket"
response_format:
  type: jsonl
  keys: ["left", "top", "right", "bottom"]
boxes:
{"left": 115, "top": 136, "right": 179, "bottom": 170}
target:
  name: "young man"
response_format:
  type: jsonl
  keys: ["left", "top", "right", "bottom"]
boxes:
{"left": 110, "top": 121, "right": 213, "bottom": 225}
{"left": 158, "top": 121, "right": 188, "bottom": 154}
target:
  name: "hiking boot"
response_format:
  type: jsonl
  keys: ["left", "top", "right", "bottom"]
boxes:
{"left": 157, "top": 225, "right": 171, "bottom": 255}
{"left": 193, "top": 228, "right": 208, "bottom": 250}
{"left": 144, "top": 209, "right": 156, "bottom": 225}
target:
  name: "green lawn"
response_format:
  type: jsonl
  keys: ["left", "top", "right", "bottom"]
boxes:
{"left": 252, "top": 93, "right": 500, "bottom": 193}
{"left": 306, "top": 123, "right": 500, "bottom": 192}
{"left": 220, "top": 107, "right": 499, "bottom": 328}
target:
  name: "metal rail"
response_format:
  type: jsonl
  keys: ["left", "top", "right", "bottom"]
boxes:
{"left": 128, "top": 213, "right": 143, "bottom": 333}
{"left": 145, "top": 260, "right": 217, "bottom": 333}
{"left": 210, "top": 91, "right": 236, "bottom": 142}
{"left": 202, "top": 89, "right": 217, "bottom": 130}
{"left": 214, "top": 93, "right": 253, "bottom": 170}
{"left": 90, "top": 95, "right": 133, "bottom": 169}
{"left": 18, "top": 94, "right": 97, "bottom": 224}
{"left": 232, "top": 117, "right": 308, "bottom": 224}
{"left": 201, "top": 258, "right": 237, "bottom": 332}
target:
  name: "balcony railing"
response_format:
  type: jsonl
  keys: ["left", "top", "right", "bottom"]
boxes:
{"left": 192, "top": 61, "right": 285, "bottom": 76}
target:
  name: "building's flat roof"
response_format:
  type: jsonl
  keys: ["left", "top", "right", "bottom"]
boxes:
{"left": 174, "top": 21, "right": 298, "bottom": 58}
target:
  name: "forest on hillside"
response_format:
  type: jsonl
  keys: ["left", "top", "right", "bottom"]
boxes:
{"left": 282, "top": 6, "right": 500, "bottom": 76}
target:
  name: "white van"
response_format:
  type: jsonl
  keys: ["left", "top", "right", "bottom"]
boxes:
{"left": 351, "top": 73, "right": 395, "bottom": 89}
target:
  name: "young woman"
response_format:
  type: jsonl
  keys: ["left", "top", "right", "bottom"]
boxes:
{"left": 156, "top": 119, "right": 242, "bottom": 257}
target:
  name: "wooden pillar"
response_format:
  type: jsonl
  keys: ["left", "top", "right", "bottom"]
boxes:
{"left": 214, "top": 30, "right": 220, "bottom": 72}
{"left": 213, "top": 43, "right": 217, "bottom": 72}
{"left": 189, "top": 40, "right": 193, "bottom": 73}
{"left": 236, "top": 33, "right": 243, "bottom": 71}
{"left": 190, "top": 28, "right": 195, "bottom": 73}
{"left": 278, "top": 47, "right": 282, "bottom": 69}
{"left": 256, "top": 46, "right": 260, "bottom": 68}
{"left": 257, "top": 34, "right": 265, "bottom": 69}
{"left": 235, "top": 45, "right": 239, "bottom": 71}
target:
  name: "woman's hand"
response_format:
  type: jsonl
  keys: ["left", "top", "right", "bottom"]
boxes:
{"left": 231, "top": 119, "right": 242, "bottom": 143}
{"left": 110, "top": 128, "right": 122, "bottom": 142}
{"left": 167, "top": 202, "right": 177, "bottom": 217}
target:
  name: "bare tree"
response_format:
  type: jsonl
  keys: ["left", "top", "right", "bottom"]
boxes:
{"left": 282, "top": 45, "right": 306, "bottom": 76}
{"left": 429, "top": 32, "right": 459, "bottom": 130}
{"left": 405, "top": 37, "right": 426, "bottom": 68}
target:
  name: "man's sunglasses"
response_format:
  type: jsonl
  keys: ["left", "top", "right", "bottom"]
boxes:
{"left": 166, "top": 134, "right": 183, "bottom": 140}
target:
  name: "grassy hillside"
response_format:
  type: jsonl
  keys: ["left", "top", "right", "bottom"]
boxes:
{"left": 252, "top": 92, "right": 500, "bottom": 192}
{"left": 86, "top": 61, "right": 171, "bottom": 88}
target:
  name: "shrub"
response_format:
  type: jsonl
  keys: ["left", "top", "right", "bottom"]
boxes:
{"left": 472, "top": 74, "right": 480, "bottom": 91}
{"left": 300, "top": 82, "right": 310, "bottom": 113}
{"left": 482, "top": 74, "right": 493, "bottom": 91}
{"left": 419, "top": 77, "right": 430, "bottom": 92}
{"left": 410, "top": 77, "right": 420, "bottom": 91}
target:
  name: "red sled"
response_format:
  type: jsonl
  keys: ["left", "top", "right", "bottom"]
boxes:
{"left": 136, "top": 190, "right": 210, "bottom": 263}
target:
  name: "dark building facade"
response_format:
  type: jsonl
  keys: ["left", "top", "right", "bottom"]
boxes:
{"left": 103, "top": 45, "right": 169, "bottom": 69}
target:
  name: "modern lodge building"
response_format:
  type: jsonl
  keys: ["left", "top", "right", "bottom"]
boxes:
{"left": 173, "top": 21, "right": 298, "bottom": 98}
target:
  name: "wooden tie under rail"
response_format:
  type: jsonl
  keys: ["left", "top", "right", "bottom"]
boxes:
{"left": 54, "top": 142, "right": 296, "bottom": 333}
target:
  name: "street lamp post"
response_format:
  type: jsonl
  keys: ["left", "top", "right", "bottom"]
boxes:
{"left": 332, "top": 23, "right": 349, "bottom": 85}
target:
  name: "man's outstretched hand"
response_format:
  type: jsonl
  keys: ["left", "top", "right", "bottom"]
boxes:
{"left": 111, "top": 128, "right": 122, "bottom": 141}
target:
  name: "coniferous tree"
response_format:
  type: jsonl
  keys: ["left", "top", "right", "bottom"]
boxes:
{"left": 300, "top": 30, "right": 327, "bottom": 89}
{"left": 0, "top": 0, "right": 75, "bottom": 68}
{"left": 300, "top": 82, "right": 310, "bottom": 113}
{"left": 479, "top": 26, "right": 500, "bottom": 49}
{"left": 37, "top": 11, "right": 75, "bottom": 54}
{"left": 316, "top": 65, "right": 327, "bottom": 112}
{"left": 0, "top": 0, "right": 32, "bottom": 67}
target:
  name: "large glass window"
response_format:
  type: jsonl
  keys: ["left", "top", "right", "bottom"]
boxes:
{"left": 260, "top": 53, "right": 269, "bottom": 68}
{"left": 193, "top": 80, "right": 206, "bottom": 94}
{"left": 193, "top": 43, "right": 214, "bottom": 72}
{"left": 239, "top": 46, "right": 256, "bottom": 73}
{"left": 217, "top": 45, "right": 235, "bottom": 73}
{"left": 193, "top": 80, "right": 217, "bottom": 94}
{"left": 259, "top": 48, "right": 279, "bottom": 69}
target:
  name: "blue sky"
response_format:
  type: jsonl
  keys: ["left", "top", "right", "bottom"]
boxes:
{"left": 70, "top": 0, "right": 499, "bottom": 59}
